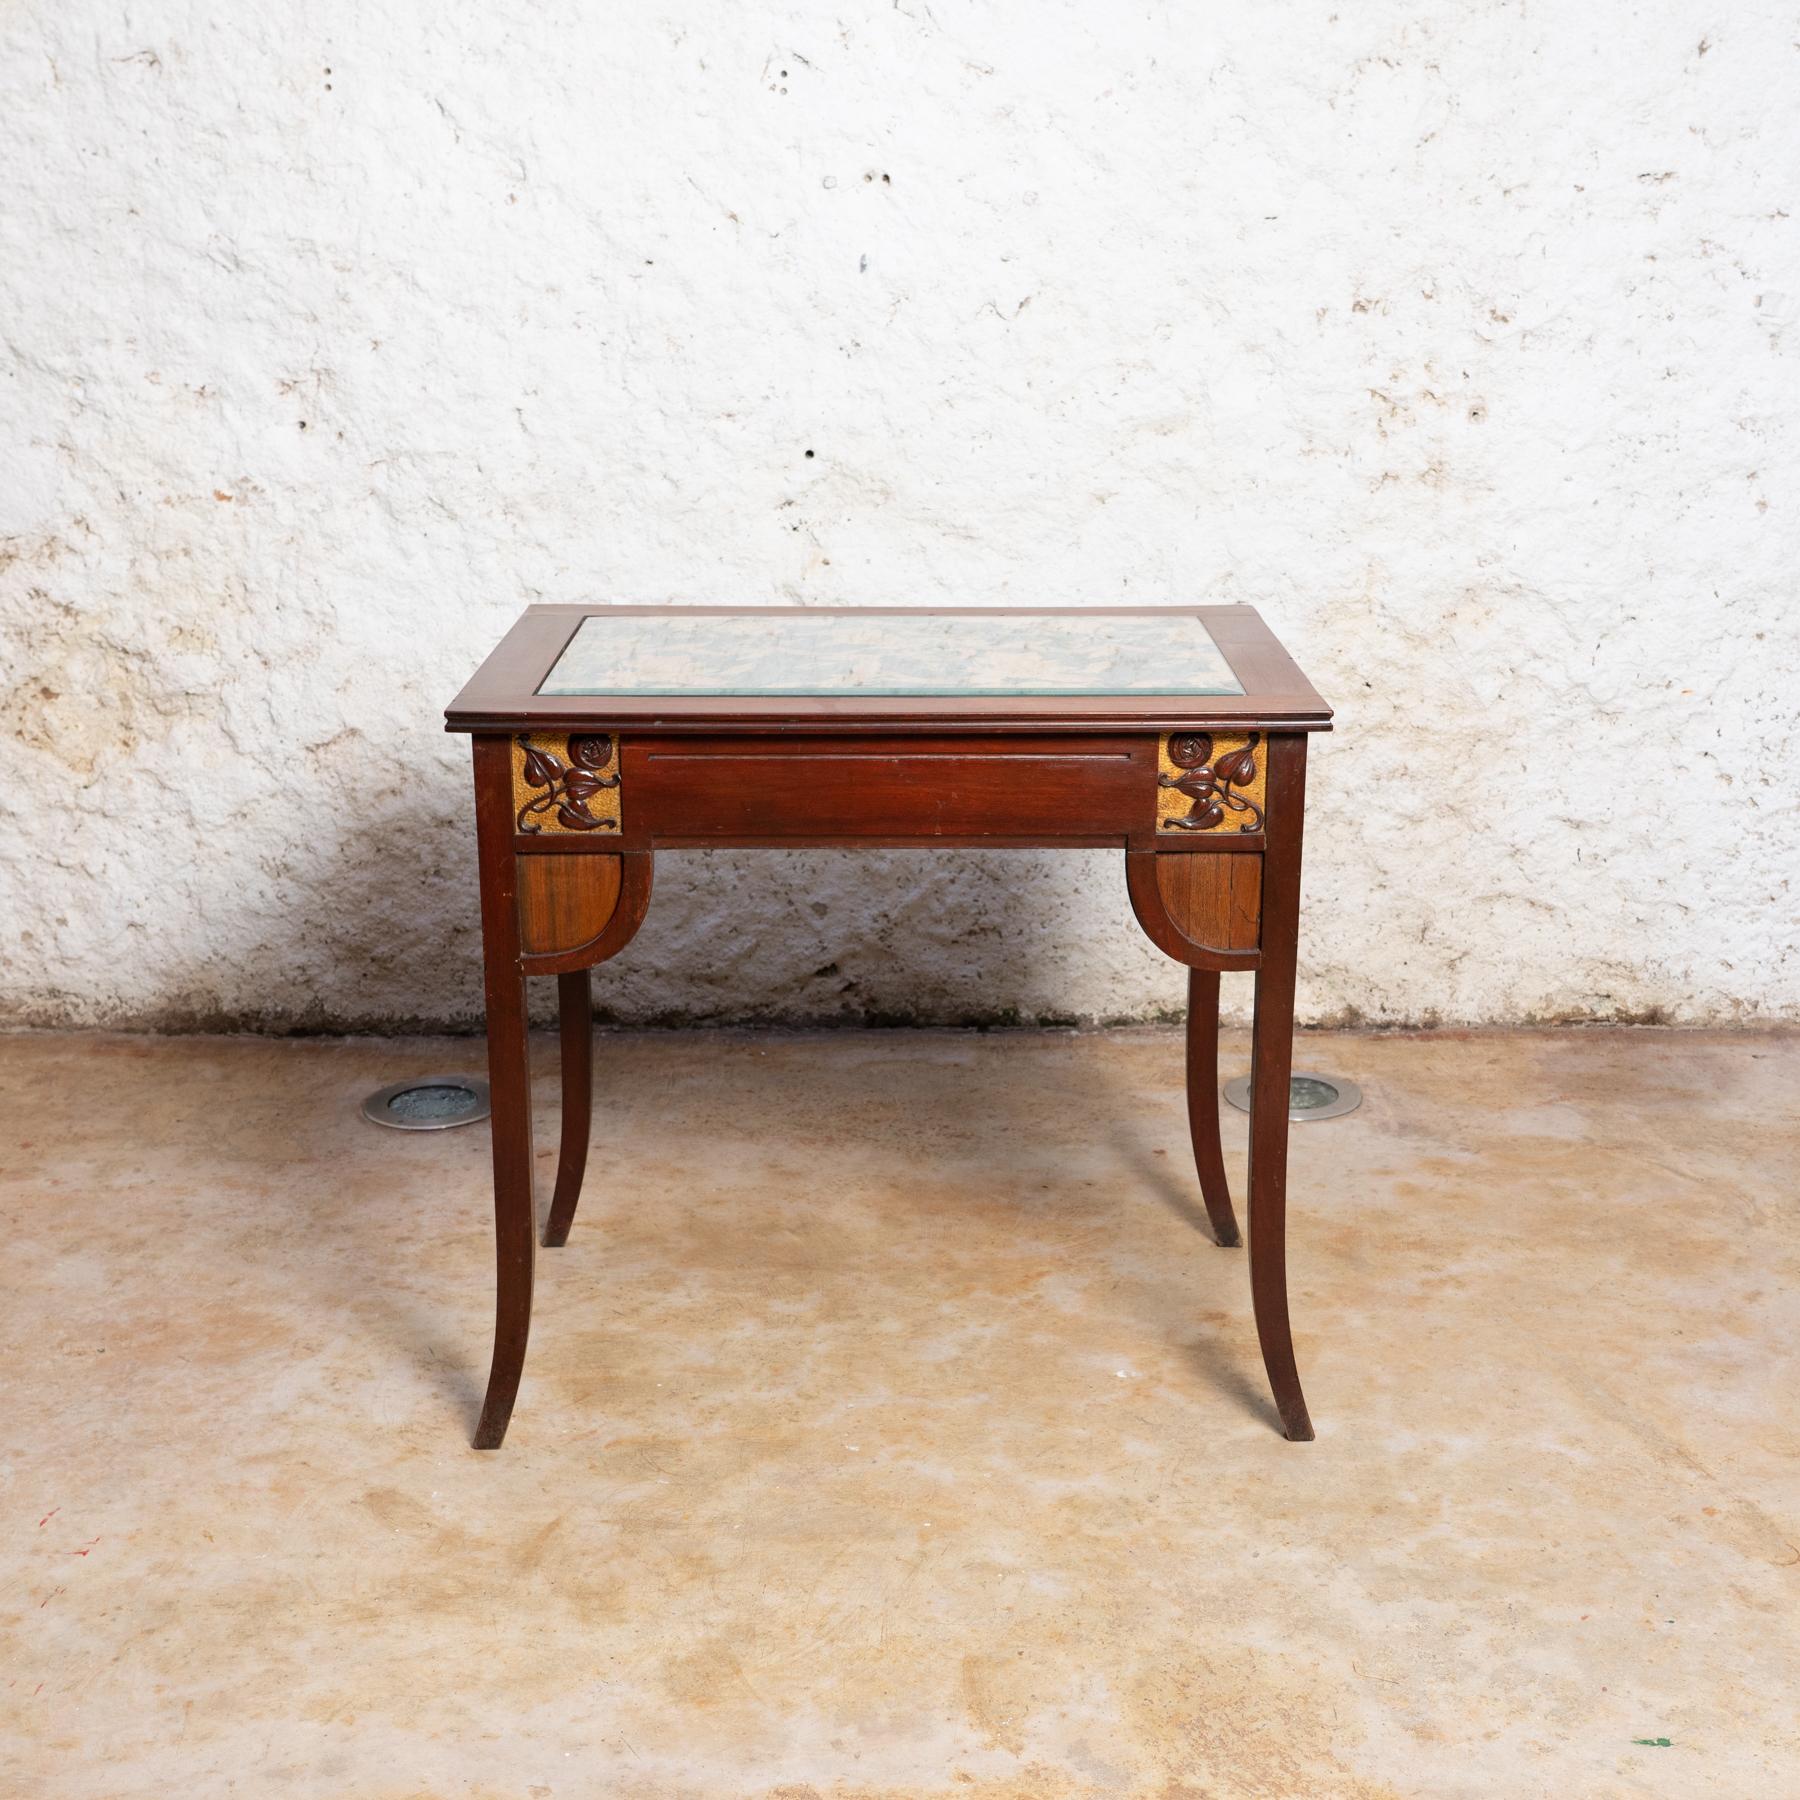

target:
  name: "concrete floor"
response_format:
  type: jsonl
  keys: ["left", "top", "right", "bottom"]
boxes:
{"left": 1, "top": 1026, "right": 1796, "bottom": 1798}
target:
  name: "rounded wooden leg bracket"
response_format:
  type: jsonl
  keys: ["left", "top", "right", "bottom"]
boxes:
{"left": 517, "top": 851, "right": 654, "bottom": 974}
{"left": 1125, "top": 850, "right": 1261, "bottom": 970}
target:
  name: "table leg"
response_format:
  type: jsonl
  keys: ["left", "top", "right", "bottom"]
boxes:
{"left": 1185, "top": 968, "right": 1241, "bottom": 1247}
{"left": 1247, "top": 735, "right": 1314, "bottom": 1441}
{"left": 471, "top": 736, "right": 536, "bottom": 1451}
{"left": 543, "top": 970, "right": 594, "bottom": 1249}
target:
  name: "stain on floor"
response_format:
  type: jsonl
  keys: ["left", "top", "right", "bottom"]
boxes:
{"left": 0, "top": 1026, "right": 1795, "bottom": 1797}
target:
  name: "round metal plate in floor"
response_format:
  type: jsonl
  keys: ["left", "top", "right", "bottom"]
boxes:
{"left": 361, "top": 1076, "right": 491, "bottom": 1130}
{"left": 1222, "top": 1072, "right": 1362, "bottom": 1121}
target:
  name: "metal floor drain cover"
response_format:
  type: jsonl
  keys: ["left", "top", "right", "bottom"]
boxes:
{"left": 1222, "top": 1071, "right": 1362, "bottom": 1122}
{"left": 362, "top": 1076, "right": 491, "bottom": 1131}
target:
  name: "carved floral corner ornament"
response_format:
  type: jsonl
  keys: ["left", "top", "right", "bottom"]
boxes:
{"left": 1156, "top": 732, "right": 1265, "bottom": 834}
{"left": 513, "top": 733, "right": 621, "bottom": 834}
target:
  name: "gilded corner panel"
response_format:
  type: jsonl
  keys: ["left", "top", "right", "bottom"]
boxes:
{"left": 1156, "top": 732, "right": 1266, "bottom": 835}
{"left": 512, "top": 733, "right": 622, "bottom": 835}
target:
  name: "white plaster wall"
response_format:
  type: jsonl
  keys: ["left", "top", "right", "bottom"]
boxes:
{"left": 2, "top": 2, "right": 1796, "bottom": 1031}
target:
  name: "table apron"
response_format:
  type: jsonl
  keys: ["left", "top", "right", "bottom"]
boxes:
{"left": 619, "top": 733, "right": 1159, "bottom": 846}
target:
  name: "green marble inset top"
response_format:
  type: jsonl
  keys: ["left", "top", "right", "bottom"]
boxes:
{"left": 538, "top": 611, "right": 1243, "bottom": 698}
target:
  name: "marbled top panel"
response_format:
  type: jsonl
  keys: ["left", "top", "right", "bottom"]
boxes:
{"left": 539, "top": 611, "right": 1243, "bottom": 697}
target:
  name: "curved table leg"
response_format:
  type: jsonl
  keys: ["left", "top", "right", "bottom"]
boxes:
{"left": 1185, "top": 967, "right": 1241, "bottom": 1248}
{"left": 542, "top": 970, "right": 593, "bottom": 1249}
{"left": 473, "top": 963, "right": 533, "bottom": 1450}
{"left": 1247, "top": 736, "right": 1315, "bottom": 1441}
{"left": 471, "top": 741, "right": 534, "bottom": 1448}
{"left": 468, "top": 740, "right": 654, "bottom": 1449}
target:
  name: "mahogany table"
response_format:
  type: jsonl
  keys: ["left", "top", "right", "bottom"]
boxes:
{"left": 446, "top": 606, "right": 1333, "bottom": 1448}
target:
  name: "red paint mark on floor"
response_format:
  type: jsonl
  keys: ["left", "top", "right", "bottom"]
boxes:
{"left": 38, "top": 1508, "right": 58, "bottom": 1527}
{"left": 69, "top": 1537, "right": 99, "bottom": 1557}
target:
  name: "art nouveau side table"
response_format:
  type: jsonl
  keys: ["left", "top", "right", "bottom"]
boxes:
{"left": 446, "top": 606, "right": 1332, "bottom": 1448}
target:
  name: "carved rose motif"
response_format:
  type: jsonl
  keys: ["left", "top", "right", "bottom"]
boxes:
{"left": 516, "top": 734, "right": 619, "bottom": 833}
{"left": 1159, "top": 732, "right": 1263, "bottom": 833}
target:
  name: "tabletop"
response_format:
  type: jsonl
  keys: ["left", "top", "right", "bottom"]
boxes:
{"left": 445, "top": 605, "right": 1331, "bottom": 735}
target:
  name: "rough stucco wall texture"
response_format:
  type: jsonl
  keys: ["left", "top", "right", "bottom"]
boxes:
{"left": 2, "top": 3, "right": 1796, "bottom": 1031}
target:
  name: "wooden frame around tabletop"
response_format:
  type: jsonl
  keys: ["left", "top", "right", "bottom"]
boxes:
{"left": 451, "top": 606, "right": 1329, "bottom": 1449}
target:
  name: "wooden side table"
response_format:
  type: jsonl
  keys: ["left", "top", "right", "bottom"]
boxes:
{"left": 446, "top": 606, "right": 1332, "bottom": 1448}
